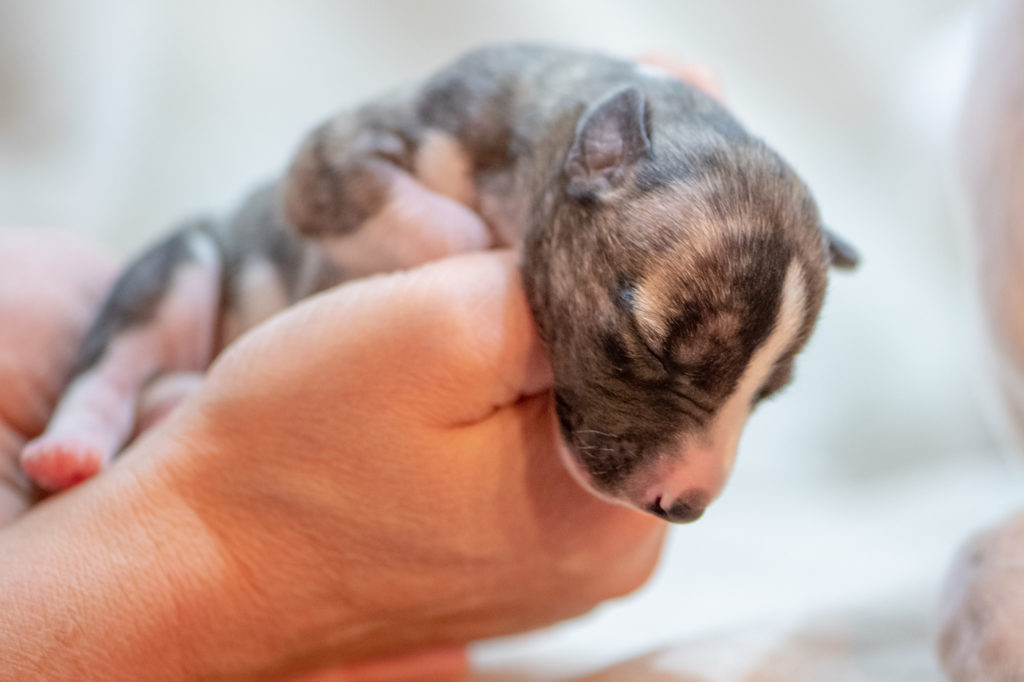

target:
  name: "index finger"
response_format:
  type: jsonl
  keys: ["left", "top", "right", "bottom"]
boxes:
{"left": 636, "top": 54, "right": 725, "bottom": 102}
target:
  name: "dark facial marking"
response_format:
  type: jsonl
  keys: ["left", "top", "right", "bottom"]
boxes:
{"left": 660, "top": 234, "right": 793, "bottom": 400}
{"left": 601, "top": 332, "right": 632, "bottom": 372}
{"left": 555, "top": 386, "right": 678, "bottom": 491}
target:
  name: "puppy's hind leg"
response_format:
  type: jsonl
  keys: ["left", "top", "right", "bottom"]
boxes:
{"left": 21, "top": 224, "right": 222, "bottom": 490}
{"left": 283, "top": 117, "right": 493, "bottom": 277}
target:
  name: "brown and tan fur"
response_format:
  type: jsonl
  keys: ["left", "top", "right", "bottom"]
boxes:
{"left": 20, "top": 44, "right": 856, "bottom": 521}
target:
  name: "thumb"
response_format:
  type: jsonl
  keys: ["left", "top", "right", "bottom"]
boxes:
{"left": 202, "top": 250, "right": 553, "bottom": 428}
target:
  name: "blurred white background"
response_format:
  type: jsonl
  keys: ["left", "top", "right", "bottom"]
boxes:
{"left": 1, "top": 1, "right": 1019, "bottom": 678}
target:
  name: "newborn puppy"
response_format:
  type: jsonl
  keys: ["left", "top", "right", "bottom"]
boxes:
{"left": 21, "top": 44, "right": 857, "bottom": 521}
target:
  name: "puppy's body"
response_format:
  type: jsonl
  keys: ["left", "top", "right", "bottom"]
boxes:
{"left": 22, "top": 45, "right": 852, "bottom": 519}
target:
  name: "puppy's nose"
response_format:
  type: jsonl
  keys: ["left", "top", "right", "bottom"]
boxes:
{"left": 647, "top": 490, "right": 710, "bottom": 524}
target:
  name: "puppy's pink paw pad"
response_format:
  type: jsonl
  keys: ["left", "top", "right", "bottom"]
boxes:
{"left": 20, "top": 437, "right": 105, "bottom": 491}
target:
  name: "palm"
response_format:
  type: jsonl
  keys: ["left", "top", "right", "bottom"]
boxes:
{"left": 0, "top": 230, "right": 115, "bottom": 525}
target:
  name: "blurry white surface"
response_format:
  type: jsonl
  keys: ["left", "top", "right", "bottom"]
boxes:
{"left": 1, "top": 0, "right": 1015, "bottom": 677}
{"left": 475, "top": 458, "right": 1022, "bottom": 677}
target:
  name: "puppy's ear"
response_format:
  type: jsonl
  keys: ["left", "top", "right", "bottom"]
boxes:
{"left": 565, "top": 87, "right": 651, "bottom": 198}
{"left": 824, "top": 229, "right": 860, "bottom": 270}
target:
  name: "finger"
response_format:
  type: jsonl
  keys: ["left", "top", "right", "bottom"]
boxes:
{"left": 458, "top": 393, "right": 663, "bottom": 543}
{"left": 445, "top": 394, "right": 666, "bottom": 612}
{"left": 636, "top": 54, "right": 725, "bottom": 102}
{"left": 0, "top": 229, "right": 117, "bottom": 439}
{"left": 284, "top": 647, "right": 468, "bottom": 682}
{"left": 204, "top": 250, "right": 553, "bottom": 428}
{"left": 400, "top": 250, "right": 554, "bottom": 423}
{"left": 0, "top": 424, "right": 40, "bottom": 527}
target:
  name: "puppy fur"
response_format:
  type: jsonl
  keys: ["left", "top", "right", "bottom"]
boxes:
{"left": 21, "top": 44, "right": 855, "bottom": 520}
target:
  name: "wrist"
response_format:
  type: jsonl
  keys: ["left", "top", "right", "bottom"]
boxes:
{"left": 123, "top": 415, "right": 390, "bottom": 680}
{"left": 0, "top": 430, "right": 241, "bottom": 681}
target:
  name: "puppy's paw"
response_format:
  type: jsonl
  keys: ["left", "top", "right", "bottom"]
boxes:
{"left": 20, "top": 435, "right": 107, "bottom": 491}
{"left": 938, "top": 517, "right": 1024, "bottom": 682}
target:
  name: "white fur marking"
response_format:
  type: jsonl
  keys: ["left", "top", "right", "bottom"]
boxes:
{"left": 186, "top": 229, "right": 219, "bottom": 268}
{"left": 708, "top": 261, "right": 806, "bottom": 464}
{"left": 642, "top": 261, "right": 806, "bottom": 505}
{"left": 634, "top": 63, "right": 674, "bottom": 80}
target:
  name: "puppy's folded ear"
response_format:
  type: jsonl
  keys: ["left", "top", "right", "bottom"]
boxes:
{"left": 823, "top": 229, "right": 860, "bottom": 270}
{"left": 565, "top": 87, "right": 651, "bottom": 199}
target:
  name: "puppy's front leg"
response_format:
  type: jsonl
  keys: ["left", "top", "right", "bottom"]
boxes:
{"left": 283, "top": 114, "right": 493, "bottom": 276}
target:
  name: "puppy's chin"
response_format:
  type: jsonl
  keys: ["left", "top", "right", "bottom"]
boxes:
{"left": 555, "top": 442, "right": 645, "bottom": 513}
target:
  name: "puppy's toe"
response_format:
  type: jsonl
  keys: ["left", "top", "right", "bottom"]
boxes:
{"left": 20, "top": 437, "right": 106, "bottom": 491}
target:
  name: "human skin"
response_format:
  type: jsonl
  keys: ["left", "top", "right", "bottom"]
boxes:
{"left": 0, "top": 60, "right": 724, "bottom": 681}
{"left": 0, "top": 229, "right": 116, "bottom": 524}
{"left": 0, "top": 232, "right": 664, "bottom": 681}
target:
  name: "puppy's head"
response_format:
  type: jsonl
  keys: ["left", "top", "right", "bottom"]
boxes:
{"left": 523, "top": 86, "right": 857, "bottom": 523}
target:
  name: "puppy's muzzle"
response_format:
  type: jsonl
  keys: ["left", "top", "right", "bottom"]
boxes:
{"left": 636, "top": 443, "right": 733, "bottom": 523}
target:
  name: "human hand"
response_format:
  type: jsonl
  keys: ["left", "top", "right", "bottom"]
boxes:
{"left": 0, "top": 56, "right": 721, "bottom": 533}
{"left": 0, "top": 58, "right": 718, "bottom": 681}
{"left": 0, "top": 247, "right": 664, "bottom": 682}
{"left": 0, "top": 232, "right": 473, "bottom": 681}
{"left": 123, "top": 250, "right": 666, "bottom": 679}
{"left": 0, "top": 229, "right": 116, "bottom": 525}
{"left": 638, "top": 54, "right": 724, "bottom": 102}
